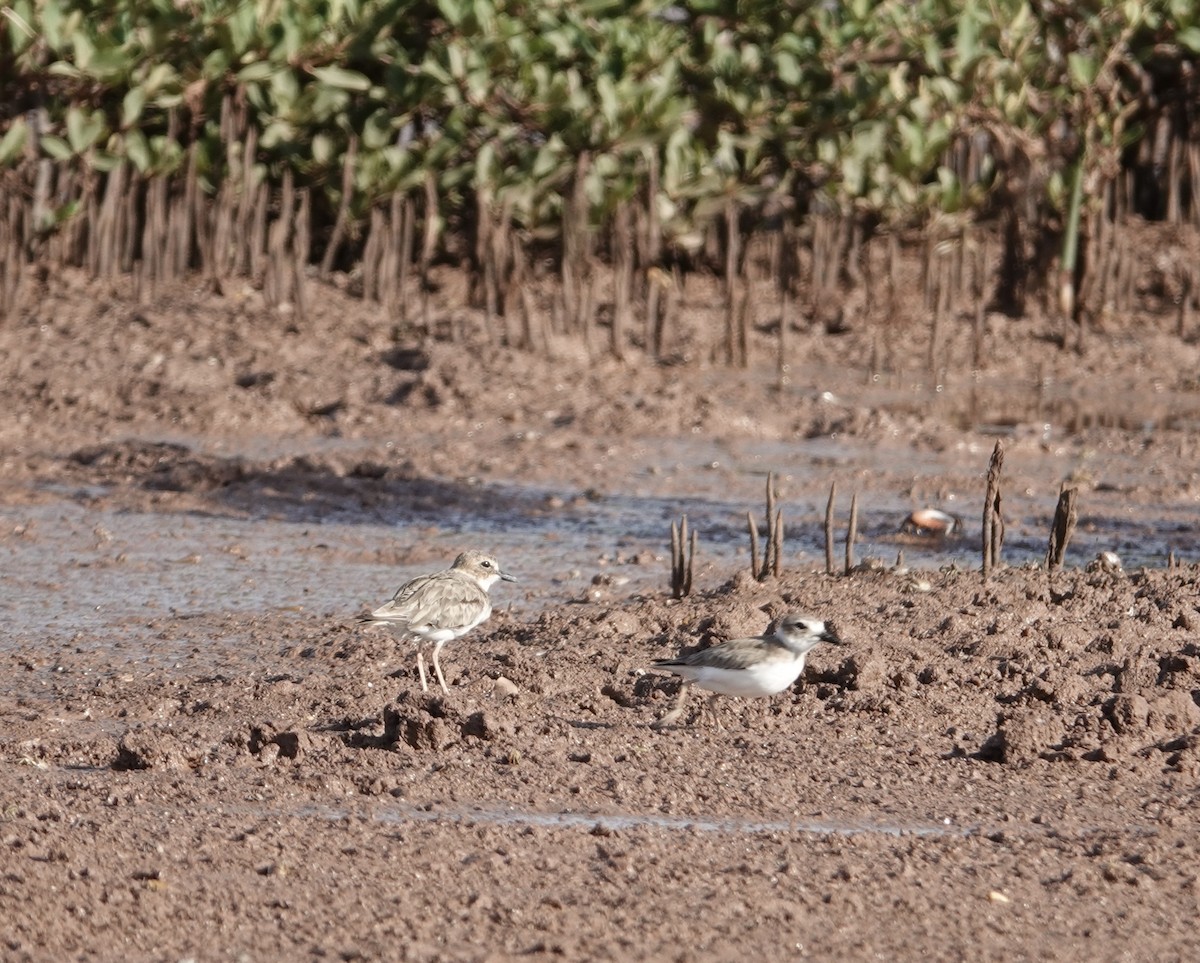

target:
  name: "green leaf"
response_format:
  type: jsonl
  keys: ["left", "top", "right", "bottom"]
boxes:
{"left": 66, "top": 107, "right": 106, "bottom": 153}
{"left": 124, "top": 128, "right": 152, "bottom": 172}
{"left": 88, "top": 150, "right": 121, "bottom": 173}
{"left": 0, "top": 118, "right": 29, "bottom": 166}
{"left": 1178, "top": 26, "right": 1200, "bottom": 54}
{"left": 42, "top": 0, "right": 64, "bottom": 49}
{"left": 271, "top": 69, "right": 300, "bottom": 108}
{"left": 311, "top": 65, "right": 371, "bottom": 91}
{"left": 362, "top": 108, "right": 394, "bottom": 150}
{"left": 532, "top": 142, "right": 560, "bottom": 180}
{"left": 447, "top": 42, "right": 465, "bottom": 81}
{"left": 148, "top": 134, "right": 185, "bottom": 175}
{"left": 312, "top": 132, "right": 335, "bottom": 165}
{"left": 1068, "top": 53, "right": 1097, "bottom": 87}
{"left": 4, "top": 1, "right": 37, "bottom": 54}
{"left": 955, "top": 0, "right": 979, "bottom": 72}
{"left": 597, "top": 73, "right": 619, "bottom": 126}
{"left": 260, "top": 120, "right": 296, "bottom": 150}
{"left": 420, "top": 56, "right": 451, "bottom": 86}
{"left": 776, "top": 51, "right": 801, "bottom": 87}
{"left": 229, "top": 2, "right": 258, "bottom": 54}
{"left": 72, "top": 29, "right": 95, "bottom": 69}
{"left": 143, "top": 63, "right": 177, "bottom": 95}
{"left": 47, "top": 60, "right": 83, "bottom": 79}
{"left": 85, "top": 47, "right": 129, "bottom": 80}
{"left": 237, "top": 62, "right": 275, "bottom": 83}
{"left": 312, "top": 84, "right": 350, "bottom": 120}
{"left": 41, "top": 135, "right": 73, "bottom": 161}
{"left": 438, "top": 0, "right": 465, "bottom": 27}
{"left": 122, "top": 88, "right": 146, "bottom": 129}
{"left": 202, "top": 48, "right": 231, "bottom": 80}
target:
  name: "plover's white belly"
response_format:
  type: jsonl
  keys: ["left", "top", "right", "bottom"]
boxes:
{"left": 411, "top": 624, "right": 467, "bottom": 644}
{"left": 677, "top": 657, "right": 805, "bottom": 697}
{"left": 412, "top": 611, "right": 490, "bottom": 643}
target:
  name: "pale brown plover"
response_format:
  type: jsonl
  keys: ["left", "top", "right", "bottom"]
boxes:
{"left": 361, "top": 550, "right": 516, "bottom": 695}
{"left": 650, "top": 612, "right": 842, "bottom": 729}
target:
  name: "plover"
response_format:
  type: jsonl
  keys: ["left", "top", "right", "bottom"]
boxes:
{"left": 650, "top": 612, "right": 842, "bottom": 729}
{"left": 900, "top": 508, "right": 962, "bottom": 538}
{"left": 361, "top": 550, "right": 516, "bottom": 695}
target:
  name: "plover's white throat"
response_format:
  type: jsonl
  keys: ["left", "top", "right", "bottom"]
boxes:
{"left": 650, "top": 612, "right": 842, "bottom": 728}
{"left": 361, "top": 550, "right": 516, "bottom": 695}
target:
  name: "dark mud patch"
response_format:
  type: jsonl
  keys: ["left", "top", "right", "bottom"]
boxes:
{"left": 58, "top": 439, "right": 553, "bottom": 528}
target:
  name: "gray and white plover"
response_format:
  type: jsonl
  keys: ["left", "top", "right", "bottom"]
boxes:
{"left": 361, "top": 550, "right": 516, "bottom": 694}
{"left": 900, "top": 508, "right": 962, "bottom": 538}
{"left": 650, "top": 612, "right": 842, "bottom": 729}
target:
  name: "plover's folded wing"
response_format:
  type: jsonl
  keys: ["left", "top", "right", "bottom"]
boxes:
{"left": 385, "top": 570, "right": 439, "bottom": 607}
{"left": 394, "top": 576, "right": 492, "bottom": 634}
{"left": 364, "top": 566, "right": 451, "bottom": 624}
{"left": 654, "top": 638, "right": 780, "bottom": 672}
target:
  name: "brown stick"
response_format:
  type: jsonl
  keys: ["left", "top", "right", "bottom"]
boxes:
{"left": 845, "top": 492, "right": 859, "bottom": 575}
{"left": 612, "top": 200, "right": 633, "bottom": 360}
{"left": 759, "top": 472, "right": 779, "bottom": 579}
{"left": 397, "top": 195, "right": 414, "bottom": 324}
{"left": 319, "top": 135, "right": 358, "bottom": 279}
{"left": 982, "top": 441, "right": 1005, "bottom": 580}
{"left": 771, "top": 510, "right": 783, "bottom": 578}
{"left": 643, "top": 150, "right": 663, "bottom": 358}
{"left": 671, "top": 516, "right": 695, "bottom": 599}
{"left": 765, "top": 472, "right": 777, "bottom": 538}
{"left": 1045, "top": 487, "right": 1078, "bottom": 571}
{"left": 724, "top": 199, "right": 740, "bottom": 365}
{"left": 670, "top": 518, "right": 680, "bottom": 595}
{"left": 419, "top": 173, "right": 438, "bottom": 332}
{"left": 686, "top": 529, "right": 697, "bottom": 596}
{"left": 824, "top": 482, "right": 837, "bottom": 576}
{"left": 293, "top": 188, "right": 310, "bottom": 322}
{"left": 747, "top": 510, "right": 760, "bottom": 581}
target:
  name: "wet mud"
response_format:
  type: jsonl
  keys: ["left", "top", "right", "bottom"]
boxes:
{"left": 2, "top": 269, "right": 1200, "bottom": 960}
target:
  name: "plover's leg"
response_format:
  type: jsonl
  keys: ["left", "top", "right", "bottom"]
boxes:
{"left": 430, "top": 640, "right": 450, "bottom": 695}
{"left": 651, "top": 681, "right": 690, "bottom": 730}
{"left": 416, "top": 650, "right": 430, "bottom": 692}
{"left": 707, "top": 693, "right": 724, "bottom": 731}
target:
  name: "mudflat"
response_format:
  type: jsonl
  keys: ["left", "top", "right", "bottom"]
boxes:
{"left": 2, "top": 268, "right": 1199, "bottom": 961}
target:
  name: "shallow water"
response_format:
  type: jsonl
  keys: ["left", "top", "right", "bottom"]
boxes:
{"left": 2, "top": 427, "right": 1196, "bottom": 657}
{"left": 368, "top": 799, "right": 968, "bottom": 838}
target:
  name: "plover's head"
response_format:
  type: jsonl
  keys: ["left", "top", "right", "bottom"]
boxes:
{"left": 772, "top": 612, "right": 842, "bottom": 654}
{"left": 452, "top": 550, "right": 517, "bottom": 587}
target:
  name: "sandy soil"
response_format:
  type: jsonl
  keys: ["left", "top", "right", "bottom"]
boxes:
{"left": 2, "top": 265, "right": 1200, "bottom": 961}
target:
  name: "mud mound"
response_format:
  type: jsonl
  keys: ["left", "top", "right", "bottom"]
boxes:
{"left": 9, "top": 564, "right": 1200, "bottom": 780}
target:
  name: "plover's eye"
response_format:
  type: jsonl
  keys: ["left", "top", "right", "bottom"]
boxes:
{"left": 481, "top": 560, "right": 493, "bottom": 568}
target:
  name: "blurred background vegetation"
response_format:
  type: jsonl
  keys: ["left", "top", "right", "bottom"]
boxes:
{"left": 2, "top": 0, "right": 1199, "bottom": 360}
